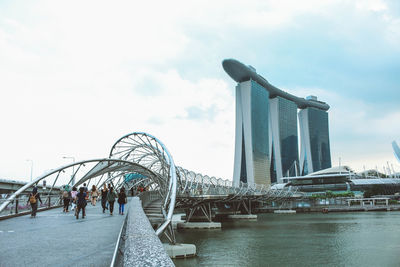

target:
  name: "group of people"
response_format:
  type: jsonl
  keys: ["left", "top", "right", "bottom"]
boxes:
{"left": 27, "top": 183, "right": 128, "bottom": 219}
{"left": 100, "top": 184, "right": 127, "bottom": 215}
{"left": 60, "top": 183, "right": 127, "bottom": 219}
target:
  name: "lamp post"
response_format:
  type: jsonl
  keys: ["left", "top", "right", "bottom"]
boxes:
{"left": 63, "top": 156, "right": 75, "bottom": 185}
{"left": 26, "top": 159, "right": 33, "bottom": 182}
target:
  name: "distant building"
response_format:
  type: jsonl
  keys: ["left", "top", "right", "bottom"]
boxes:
{"left": 269, "top": 96, "right": 299, "bottom": 183}
{"left": 223, "top": 58, "right": 331, "bottom": 186}
{"left": 232, "top": 80, "right": 271, "bottom": 186}
{"left": 277, "top": 166, "right": 400, "bottom": 195}
{"left": 299, "top": 105, "right": 332, "bottom": 175}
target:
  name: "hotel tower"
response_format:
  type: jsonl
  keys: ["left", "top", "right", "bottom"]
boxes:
{"left": 223, "top": 59, "right": 332, "bottom": 186}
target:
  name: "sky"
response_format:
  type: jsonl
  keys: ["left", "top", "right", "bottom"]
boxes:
{"left": 0, "top": 0, "right": 399, "bottom": 181}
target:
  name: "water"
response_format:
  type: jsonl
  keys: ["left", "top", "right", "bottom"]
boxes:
{"left": 173, "top": 212, "right": 400, "bottom": 267}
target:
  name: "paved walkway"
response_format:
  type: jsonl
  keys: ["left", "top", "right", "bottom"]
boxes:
{"left": 0, "top": 201, "right": 128, "bottom": 267}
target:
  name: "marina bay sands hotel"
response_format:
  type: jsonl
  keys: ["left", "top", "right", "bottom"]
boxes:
{"left": 222, "top": 59, "right": 331, "bottom": 186}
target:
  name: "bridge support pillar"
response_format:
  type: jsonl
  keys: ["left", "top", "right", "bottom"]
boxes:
{"left": 177, "top": 222, "right": 221, "bottom": 229}
{"left": 227, "top": 214, "right": 257, "bottom": 220}
{"left": 231, "top": 199, "right": 254, "bottom": 215}
{"left": 163, "top": 243, "right": 196, "bottom": 258}
{"left": 179, "top": 202, "right": 221, "bottom": 229}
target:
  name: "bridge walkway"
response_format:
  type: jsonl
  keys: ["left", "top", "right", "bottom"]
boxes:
{"left": 0, "top": 201, "right": 128, "bottom": 267}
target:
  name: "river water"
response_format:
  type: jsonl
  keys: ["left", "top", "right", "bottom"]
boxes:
{"left": 173, "top": 212, "right": 400, "bottom": 267}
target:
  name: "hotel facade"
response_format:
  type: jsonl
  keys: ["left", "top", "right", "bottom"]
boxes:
{"left": 223, "top": 59, "right": 332, "bottom": 186}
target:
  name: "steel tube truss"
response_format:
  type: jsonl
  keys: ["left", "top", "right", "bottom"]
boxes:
{"left": 1, "top": 131, "right": 297, "bottom": 238}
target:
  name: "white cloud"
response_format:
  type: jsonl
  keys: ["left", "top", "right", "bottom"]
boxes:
{"left": 355, "top": 0, "right": 388, "bottom": 12}
{"left": 287, "top": 86, "right": 400, "bottom": 173}
{"left": 0, "top": 0, "right": 399, "bottom": 182}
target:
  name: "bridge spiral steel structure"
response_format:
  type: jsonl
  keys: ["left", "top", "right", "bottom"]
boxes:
{"left": 0, "top": 132, "right": 296, "bottom": 238}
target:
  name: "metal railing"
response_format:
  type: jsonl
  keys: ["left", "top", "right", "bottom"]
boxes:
{"left": 139, "top": 191, "right": 162, "bottom": 207}
{"left": 0, "top": 194, "right": 62, "bottom": 218}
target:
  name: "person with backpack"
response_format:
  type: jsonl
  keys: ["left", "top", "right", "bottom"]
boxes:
{"left": 62, "top": 188, "right": 71, "bottom": 212}
{"left": 76, "top": 187, "right": 87, "bottom": 219}
{"left": 117, "top": 188, "right": 127, "bottom": 215}
{"left": 27, "top": 187, "right": 42, "bottom": 218}
{"left": 106, "top": 187, "right": 117, "bottom": 215}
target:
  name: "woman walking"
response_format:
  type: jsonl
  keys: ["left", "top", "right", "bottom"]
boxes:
{"left": 70, "top": 186, "right": 78, "bottom": 212}
{"left": 107, "top": 187, "right": 117, "bottom": 215}
{"left": 90, "top": 185, "right": 99, "bottom": 206}
{"left": 62, "top": 188, "right": 71, "bottom": 212}
{"left": 27, "top": 187, "right": 42, "bottom": 218}
{"left": 118, "top": 188, "right": 127, "bottom": 215}
{"left": 76, "top": 187, "right": 87, "bottom": 219}
{"left": 100, "top": 184, "right": 108, "bottom": 213}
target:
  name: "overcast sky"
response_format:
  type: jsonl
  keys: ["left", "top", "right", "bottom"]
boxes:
{"left": 1, "top": 0, "right": 399, "bottom": 181}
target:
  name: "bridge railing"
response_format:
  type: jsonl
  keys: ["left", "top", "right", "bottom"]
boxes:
{"left": 0, "top": 193, "right": 61, "bottom": 218}
{"left": 139, "top": 190, "right": 161, "bottom": 207}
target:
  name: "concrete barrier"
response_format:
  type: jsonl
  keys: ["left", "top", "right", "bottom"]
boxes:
{"left": 122, "top": 197, "right": 174, "bottom": 267}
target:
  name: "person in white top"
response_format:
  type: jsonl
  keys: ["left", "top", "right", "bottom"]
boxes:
{"left": 70, "top": 186, "right": 78, "bottom": 212}
{"left": 90, "top": 185, "right": 99, "bottom": 206}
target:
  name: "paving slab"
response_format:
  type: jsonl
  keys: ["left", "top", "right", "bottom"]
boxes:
{"left": 0, "top": 202, "right": 128, "bottom": 267}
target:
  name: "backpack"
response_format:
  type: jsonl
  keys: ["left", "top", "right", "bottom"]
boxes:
{"left": 29, "top": 193, "right": 37, "bottom": 204}
{"left": 62, "top": 191, "right": 69, "bottom": 198}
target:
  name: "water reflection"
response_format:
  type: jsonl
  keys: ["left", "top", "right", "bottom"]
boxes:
{"left": 173, "top": 212, "right": 400, "bottom": 267}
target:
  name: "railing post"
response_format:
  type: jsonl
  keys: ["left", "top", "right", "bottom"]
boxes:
{"left": 48, "top": 196, "right": 51, "bottom": 208}
{"left": 15, "top": 197, "right": 19, "bottom": 214}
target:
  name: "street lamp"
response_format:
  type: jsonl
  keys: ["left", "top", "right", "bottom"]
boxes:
{"left": 62, "top": 156, "right": 75, "bottom": 185}
{"left": 26, "top": 159, "right": 33, "bottom": 182}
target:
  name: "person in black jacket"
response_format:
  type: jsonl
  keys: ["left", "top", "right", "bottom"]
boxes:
{"left": 27, "top": 187, "right": 42, "bottom": 218}
{"left": 100, "top": 184, "right": 108, "bottom": 213}
{"left": 106, "top": 187, "right": 117, "bottom": 215}
{"left": 76, "top": 187, "right": 87, "bottom": 219}
{"left": 118, "top": 188, "right": 127, "bottom": 215}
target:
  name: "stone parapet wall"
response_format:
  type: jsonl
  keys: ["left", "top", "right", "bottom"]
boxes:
{"left": 123, "top": 197, "right": 174, "bottom": 267}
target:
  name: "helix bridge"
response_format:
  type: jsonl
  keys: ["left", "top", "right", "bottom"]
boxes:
{"left": 0, "top": 132, "right": 297, "bottom": 243}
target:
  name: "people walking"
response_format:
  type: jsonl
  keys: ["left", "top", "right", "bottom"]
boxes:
{"left": 107, "top": 187, "right": 117, "bottom": 215}
{"left": 106, "top": 183, "right": 111, "bottom": 210}
{"left": 90, "top": 185, "right": 99, "bottom": 206}
{"left": 76, "top": 187, "right": 87, "bottom": 219}
{"left": 118, "top": 188, "right": 127, "bottom": 215}
{"left": 27, "top": 187, "right": 42, "bottom": 218}
{"left": 62, "top": 187, "right": 71, "bottom": 212}
{"left": 70, "top": 186, "right": 78, "bottom": 212}
{"left": 83, "top": 183, "right": 89, "bottom": 200}
{"left": 100, "top": 184, "right": 108, "bottom": 213}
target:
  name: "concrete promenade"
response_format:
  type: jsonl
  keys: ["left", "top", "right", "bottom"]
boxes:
{"left": 0, "top": 201, "right": 127, "bottom": 267}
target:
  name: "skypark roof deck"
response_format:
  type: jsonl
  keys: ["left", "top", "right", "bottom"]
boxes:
{"left": 222, "top": 58, "right": 330, "bottom": 111}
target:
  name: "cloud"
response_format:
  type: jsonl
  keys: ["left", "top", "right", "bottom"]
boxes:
{"left": 287, "top": 86, "right": 400, "bottom": 172}
{"left": 0, "top": 0, "right": 399, "bottom": 181}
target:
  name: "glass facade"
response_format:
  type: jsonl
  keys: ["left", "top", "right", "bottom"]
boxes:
{"left": 308, "top": 108, "right": 331, "bottom": 171}
{"left": 240, "top": 126, "right": 247, "bottom": 183}
{"left": 277, "top": 97, "right": 299, "bottom": 177}
{"left": 270, "top": 144, "right": 277, "bottom": 183}
{"left": 250, "top": 80, "right": 271, "bottom": 185}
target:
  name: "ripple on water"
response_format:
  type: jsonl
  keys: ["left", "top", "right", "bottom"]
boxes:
{"left": 173, "top": 212, "right": 400, "bottom": 267}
